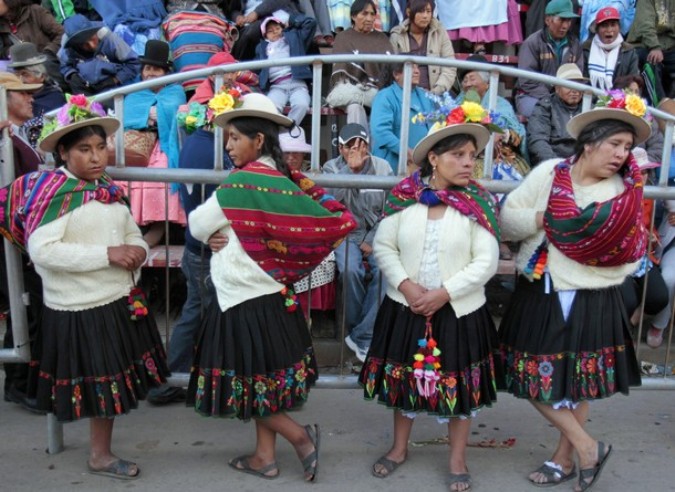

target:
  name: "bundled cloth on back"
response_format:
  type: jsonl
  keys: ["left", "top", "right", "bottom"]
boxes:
{"left": 382, "top": 171, "right": 501, "bottom": 241}
{"left": 215, "top": 162, "right": 355, "bottom": 285}
{"left": 544, "top": 155, "right": 646, "bottom": 266}
{"left": 0, "top": 170, "right": 127, "bottom": 254}
{"left": 163, "top": 11, "right": 239, "bottom": 92}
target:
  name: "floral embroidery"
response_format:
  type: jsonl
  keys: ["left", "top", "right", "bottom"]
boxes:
{"left": 72, "top": 384, "right": 82, "bottom": 419}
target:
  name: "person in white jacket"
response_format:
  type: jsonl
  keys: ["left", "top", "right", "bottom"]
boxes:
{"left": 499, "top": 91, "right": 649, "bottom": 490}
{"left": 359, "top": 101, "right": 503, "bottom": 492}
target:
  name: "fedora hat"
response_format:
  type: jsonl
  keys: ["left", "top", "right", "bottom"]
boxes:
{"left": 567, "top": 108, "right": 651, "bottom": 144}
{"left": 458, "top": 54, "right": 490, "bottom": 84}
{"left": 213, "top": 93, "right": 293, "bottom": 128}
{"left": 412, "top": 123, "right": 490, "bottom": 165}
{"left": 138, "top": 40, "right": 172, "bottom": 70}
{"left": 39, "top": 94, "right": 119, "bottom": 153}
{"left": 556, "top": 63, "right": 589, "bottom": 83}
{"left": 64, "top": 14, "right": 105, "bottom": 49}
{"left": 8, "top": 42, "right": 47, "bottom": 69}
{"left": 0, "top": 72, "right": 42, "bottom": 92}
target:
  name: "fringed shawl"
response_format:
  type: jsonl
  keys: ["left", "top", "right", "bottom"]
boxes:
{"left": 543, "top": 154, "right": 646, "bottom": 266}
{"left": 383, "top": 171, "right": 500, "bottom": 241}
{"left": 215, "top": 162, "right": 356, "bottom": 284}
{"left": 0, "top": 170, "right": 127, "bottom": 253}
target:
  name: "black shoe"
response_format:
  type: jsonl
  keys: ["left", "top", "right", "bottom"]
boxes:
{"left": 4, "top": 387, "right": 46, "bottom": 415}
{"left": 147, "top": 386, "right": 186, "bottom": 406}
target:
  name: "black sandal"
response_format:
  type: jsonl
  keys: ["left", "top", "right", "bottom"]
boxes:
{"left": 528, "top": 461, "right": 577, "bottom": 487}
{"left": 371, "top": 455, "right": 406, "bottom": 478}
{"left": 575, "top": 442, "right": 613, "bottom": 492}
{"left": 301, "top": 424, "right": 320, "bottom": 482}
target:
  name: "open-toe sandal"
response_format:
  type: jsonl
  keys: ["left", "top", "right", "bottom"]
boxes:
{"left": 371, "top": 454, "right": 406, "bottom": 478}
{"left": 87, "top": 459, "right": 140, "bottom": 480}
{"left": 528, "top": 461, "right": 577, "bottom": 487}
{"left": 301, "top": 424, "right": 320, "bottom": 482}
{"left": 228, "top": 455, "right": 279, "bottom": 480}
{"left": 448, "top": 472, "right": 472, "bottom": 491}
{"left": 575, "top": 442, "right": 613, "bottom": 492}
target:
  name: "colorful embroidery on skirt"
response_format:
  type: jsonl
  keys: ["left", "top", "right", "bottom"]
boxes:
{"left": 361, "top": 355, "right": 494, "bottom": 416}
{"left": 194, "top": 351, "right": 316, "bottom": 419}
{"left": 502, "top": 345, "right": 623, "bottom": 401}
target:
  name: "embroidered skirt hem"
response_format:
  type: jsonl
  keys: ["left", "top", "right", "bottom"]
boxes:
{"left": 499, "top": 276, "right": 642, "bottom": 404}
{"left": 359, "top": 297, "right": 505, "bottom": 418}
{"left": 27, "top": 297, "right": 169, "bottom": 422}
{"left": 186, "top": 292, "right": 318, "bottom": 421}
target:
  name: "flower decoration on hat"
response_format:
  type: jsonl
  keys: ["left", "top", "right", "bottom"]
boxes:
{"left": 39, "top": 93, "right": 106, "bottom": 141}
{"left": 596, "top": 89, "right": 648, "bottom": 118}
{"left": 412, "top": 90, "right": 505, "bottom": 133}
{"left": 177, "top": 86, "right": 244, "bottom": 133}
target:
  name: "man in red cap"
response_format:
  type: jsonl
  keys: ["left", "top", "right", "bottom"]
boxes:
{"left": 188, "top": 52, "right": 260, "bottom": 104}
{"left": 582, "top": 7, "right": 638, "bottom": 91}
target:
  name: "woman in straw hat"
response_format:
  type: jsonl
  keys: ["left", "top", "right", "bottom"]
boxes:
{"left": 0, "top": 94, "right": 169, "bottom": 479}
{"left": 186, "top": 93, "right": 355, "bottom": 482}
{"left": 499, "top": 89, "right": 649, "bottom": 490}
{"left": 359, "top": 98, "right": 504, "bottom": 491}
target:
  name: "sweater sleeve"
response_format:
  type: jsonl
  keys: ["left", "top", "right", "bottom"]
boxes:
{"left": 527, "top": 98, "right": 557, "bottom": 165}
{"left": 373, "top": 212, "right": 409, "bottom": 290}
{"left": 370, "top": 89, "right": 401, "bottom": 156}
{"left": 123, "top": 211, "right": 149, "bottom": 261}
{"left": 442, "top": 223, "right": 498, "bottom": 301}
{"left": 27, "top": 215, "right": 110, "bottom": 273}
{"left": 188, "top": 193, "right": 230, "bottom": 244}
{"left": 627, "top": 0, "right": 660, "bottom": 49}
{"left": 501, "top": 160, "right": 556, "bottom": 241}
{"left": 431, "top": 24, "right": 457, "bottom": 95}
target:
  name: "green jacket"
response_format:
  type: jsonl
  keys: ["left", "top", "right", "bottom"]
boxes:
{"left": 627, "top": 0, "right": 675, "bottom": 52}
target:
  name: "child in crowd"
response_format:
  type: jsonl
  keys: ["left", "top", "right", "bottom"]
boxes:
{"left": 255, "top": 15, "right": 317, "bottom": 126}
{"left": 59, "top": 14, "right": 140, "bottom": 96}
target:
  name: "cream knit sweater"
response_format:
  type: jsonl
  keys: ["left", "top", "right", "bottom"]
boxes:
{"left": 27, "top": 196, "right": 149, "bottom": 311}
{"left": 373, "top": 202, "right": 499, "bottom": 318}
{"left": 501, "top": 159, "right": 638, "bottom": 290}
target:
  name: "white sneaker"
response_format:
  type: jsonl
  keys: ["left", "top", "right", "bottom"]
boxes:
{"left": 345, "top": 335, "right": 367, "bottom": 362}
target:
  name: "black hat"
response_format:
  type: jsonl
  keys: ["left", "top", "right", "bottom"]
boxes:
{"left": 8, "top": 42, "right": 47, "bottom": 69}
{"left": 138, "top": 40, "right": 172, "bottom": 70}
{"left": 458, "top": 54, "right": 489, "bottom": 83}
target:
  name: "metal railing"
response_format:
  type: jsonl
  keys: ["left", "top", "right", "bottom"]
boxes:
{"left": 2, "top": 53, "right": 675, "bottom": 454}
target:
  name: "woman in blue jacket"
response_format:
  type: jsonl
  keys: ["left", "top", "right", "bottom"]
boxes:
{"left": 370, "top": 61, "right": 435, "bottom": 174}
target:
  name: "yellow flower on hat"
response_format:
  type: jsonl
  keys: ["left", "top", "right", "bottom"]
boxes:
{"left": 208, "top": 92, "right": 236, "bottom": 115}
{"left": 460, "top": 101, "right": 486, "bottom": 123}
{"left": 625, "top": 94, "right": 647, "bottom": 118}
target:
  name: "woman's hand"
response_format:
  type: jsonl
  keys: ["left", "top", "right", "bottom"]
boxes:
{"left": 359, "top": 241, "right": 373, "bottom": 257}
{"left": 398, "top": 279, "right": 427, "bottom": 312}
{"left": 147, "top": 107, "right": 158, "bottom": 126}
{"left": 410, "top": 288, "right": 450, "bottom": 318}
{"left": 108, "top": 245, "right": 147, "bottom": 271}
{"left": 668, "top": 212, "right": 675, "bottom": 226}
{"left": 535, "top": 211, "right": 545, "bottom": 229}
{"left": 208, "top": 232, "right": 229, "bottom": 252}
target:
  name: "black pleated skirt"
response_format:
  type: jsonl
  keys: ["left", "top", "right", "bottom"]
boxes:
{"left": 359, "top": 296, "right": 505, "bottom": 418}
{"left": 499, "top": 275, "right": 641, "bottom": 404}
{"left": 27, "top": 297, "right": 169, "bottom": 422}
{"left": 186, "top": 292, "right": 318, "bottom": 421}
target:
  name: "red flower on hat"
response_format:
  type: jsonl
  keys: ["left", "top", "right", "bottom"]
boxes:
{"left": 446, "top": 107, "right": 466, "bottom": 125}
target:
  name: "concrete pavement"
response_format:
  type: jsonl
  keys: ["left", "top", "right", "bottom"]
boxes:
{"left": 1, "top": 382, "right": 674, "bottom": 492}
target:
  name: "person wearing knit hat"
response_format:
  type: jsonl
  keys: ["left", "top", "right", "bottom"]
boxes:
{"left": 188, "top": 51, "right": 259, "bottom": 104}
{"left": 254, "top": 14, "right": 317, "bottom": 126}
{"left": 582, "top": 6, "right": 639, "bottom": 91}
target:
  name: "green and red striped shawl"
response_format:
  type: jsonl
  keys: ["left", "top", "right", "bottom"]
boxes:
{"left": 216, "top": 162, "right": 356, "bottom": 284}
{"left": 543, "top": 155, "right": 646, "bottom": 266}
{"left": 382, "top": 171, "right": 500, "bottom": 241}
{"left": 0, "top": 170, "right": 128, "bottom": 254}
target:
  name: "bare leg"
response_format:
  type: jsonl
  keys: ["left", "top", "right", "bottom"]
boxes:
{"left": 88, "top": 418, "right": 139, "bottom": 477}
{"left": 530, "top": 402, "right": 603, "bottom": 479}
{"left": 373, "top": 410, "right": 412, "bottom": 476}
{"left": 255, "top": 413, "right": 317, "bottom": 480}
{"left": 528, "top": 401, "right": 589, "bottom": 484}
{"left": 448, "top": 418, "right": 472, "bottom": 492}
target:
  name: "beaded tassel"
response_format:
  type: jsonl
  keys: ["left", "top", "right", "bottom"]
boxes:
{"left": 413, "top": 317, "right": 441, "bottom": 398}
{"left": 523, "top": 241, "right": 548, "bottom": 280}
{"left": 128, "top": 287, "right": 149, "bottom": 320}
{"left": 280, "top": 286, "right": 299, "bottom": 313}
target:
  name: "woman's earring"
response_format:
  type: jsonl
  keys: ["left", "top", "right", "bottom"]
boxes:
{"left": 431, "top": 166, "right": 437, "bottom": 184}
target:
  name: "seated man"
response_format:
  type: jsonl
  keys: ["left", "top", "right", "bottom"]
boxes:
{"left": 322, "top": 124, "right": 393, "bottom": 361}
{"left": 527, "top": 63, "right": 587, "bottom": 165}
{"left": 59, "top": 14, "right": 140, "bottom": 96}
{"left": 516, "top": 0, "right": 584, "bottom": 118}
{"left": 627, "top": 0, "right": 675, "bottom": 99}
